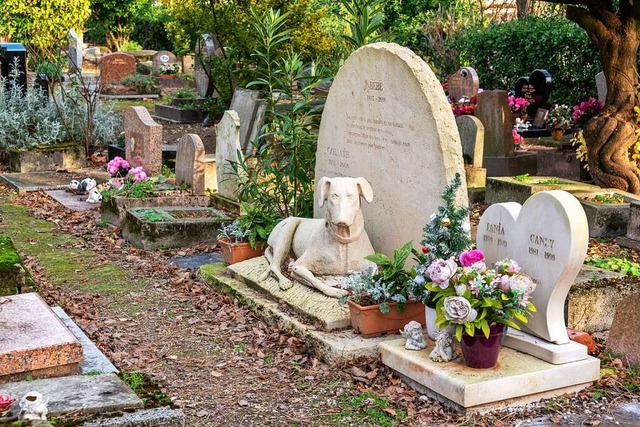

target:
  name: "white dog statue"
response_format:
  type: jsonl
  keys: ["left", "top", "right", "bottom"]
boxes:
{"left": 86, "top": 187, "right": 102, "bottom": 203}
{"left": 261, "top": 176, "right": 375, "bottom": 298}
{"left": 19, "top": 391, "right": 48, "bottom": 421}
{"left": 400, "top": 320, "right": 427, "bottom": 351}
{"left": 76, "top": 178, "right": 97, "bottom": 195}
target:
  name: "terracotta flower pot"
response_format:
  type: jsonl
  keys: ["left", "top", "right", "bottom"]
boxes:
{"left": 347, "top": 300, "right": 425, "bottom": 337}
{"left": 218, "top": 239, "right": 265, "bottom": 264}
{"left": 551, "top": 128, "right": 565, "bottom": 141}
{"left": 460, "top": 323, "right": 505, "bottom": 369}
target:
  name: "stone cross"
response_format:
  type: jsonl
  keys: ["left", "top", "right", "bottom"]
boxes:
{"left": 476, "top": 190, "right": 590, "bottom": 363}
{"left": 314, "top": 42, "right": 468, "bottom": 258}
{"left": 124, "top": 106, "right": 163, "bottom": 176}
{"left": 176, "top": 134, "right": 206, "bottom": 196}
{"left": 215, "top": 110, "right": 243, "bottom": 200}
{"left": 68, "top": 29, "right": 83, "bottom": 71}
{"left": 448, "top": 67, "right": 479, "bottom": 103}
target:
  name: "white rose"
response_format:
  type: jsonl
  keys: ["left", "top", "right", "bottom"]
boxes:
{"left": 443, "top": 296, "right": 478, "bottom": 324}
{"left": 508, "top": 274, "right": 536, "bottom": 294}
{"left": 461, "top": 221, "right": 471, "bottom": 233}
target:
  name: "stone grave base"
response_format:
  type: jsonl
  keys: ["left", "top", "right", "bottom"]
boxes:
{"left": 9, "top": 144, "right": 86, "bottom": 173}
{"left": 465, "top": 166, "right": 486, "bottom": 188}
{"left": 485, "top": 176, "right": 600, "bottom": 205}
{"left": 572, "top": 189, "right": 640, "bottom": 238}
{"left": 0, "top": 170, "right": 110, "bottom": 194}
{"left": 101, "top": 194, "right": 210, "bottom": 227}
{"left": 209, "top": 193, "right": 241, "bottom": 214}
{"left": 0, "top": 293, "right": 83, "bottom": 382}
{"left": 47, "top": 189, "right": 100, "bottom": 211}
{"left": 536, "top": 150, "right": 589, "bottom": 181}
{"left": 484, "top": 152, "right": 538, "bottom": 178}
{"left": 379, "top": 339, "right": 600, "bottom": 414}
{"left": 153, "top": 104, "right": 205, "bottom": 124}
{"left": 123, "top": 207, "right": 230, "bottom": 250}
{"left": 199, "top": 263, "right": 401, "bottom": 363}
{"left": 226, "top": 256, "right": 351, "bottom": 331}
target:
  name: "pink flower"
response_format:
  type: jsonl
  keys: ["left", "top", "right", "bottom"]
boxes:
{"left": 0, "top": 393, "right": 15, "bottom": 412}
{"left": 128, "top": 166, "right": 148, "bottom": 182}
{"left": 497, "top": 275, "right": 510, "bottom": 292}
{"left": 459, "top": 249, "right": 484, "bottom": 267}
{"left": 512, "top": 129, "right": 523, "bottom": 145}
{"left": 427, "top": 258, "right": 457, "bottom": 289}
{"left": 106, "top": 157, "right": 130, "bottom": 176}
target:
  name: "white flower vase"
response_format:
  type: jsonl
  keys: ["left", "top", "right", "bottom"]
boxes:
{"left": 425, "top": 305, "right": 454, "bottom": 340}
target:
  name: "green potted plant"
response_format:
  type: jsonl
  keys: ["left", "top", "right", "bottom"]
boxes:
{"left": 339, "top": 241, "right": 426, "bottom": 337}
{"left": 547, "top": 104, "right": 572, "bottom": 140}
{"left": 217, "top": 203, "right": 281, "bottom": 264}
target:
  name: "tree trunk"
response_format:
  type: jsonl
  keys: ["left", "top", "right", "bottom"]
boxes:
{"left": 583, "top": 21, "right": 640, "bottom": 193}
{"left": 516, "top": 0, "right": 534, "bottom": 18}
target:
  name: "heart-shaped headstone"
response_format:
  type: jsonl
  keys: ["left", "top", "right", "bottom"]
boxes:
{"left": 476, "top": 190, "right": 588, "bottom": 344}
{"left": 514, "top": 69, "right": 553, "bottom": 116}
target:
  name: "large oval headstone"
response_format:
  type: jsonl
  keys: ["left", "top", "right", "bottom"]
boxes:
{"left": 315, "top": 42, "right": 467, "bottom": 257}
{"left": 476, "top": 190, "right": 588, "bottom": 344}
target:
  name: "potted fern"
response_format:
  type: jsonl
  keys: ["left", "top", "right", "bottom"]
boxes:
{"left": 339, "top": 241, "right": 425, "bottom": 337}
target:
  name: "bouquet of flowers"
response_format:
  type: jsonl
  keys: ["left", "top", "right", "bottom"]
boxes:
{"left": 572, "top": 97, "right": 604, "bottom": 127}
{"left": 106, "top": 156, "right": 130, "bottom": 177}
{"left": 159, "top": 63, "right": 181, "bottom": 75}
{"left": 418, "top": 249, "right": 537, "bottom": 341}
{"left": 508, "top": 96, "right": 530, "bottom": 115}
{"left": 547, "top": 104, "right": 572, "bottom": 130}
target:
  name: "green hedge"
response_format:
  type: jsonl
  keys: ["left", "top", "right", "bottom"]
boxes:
{"left": 447, "top": 16, "right": 600, "bottom": 106}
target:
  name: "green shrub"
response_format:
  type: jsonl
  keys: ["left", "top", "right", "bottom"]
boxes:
{"left": 585, "top": 257, "right": 640, "bottom": 277}
{"left": 120, "top": 74, "right": 159, "bottom": 94}
{"left": 120, "top": 40, "right": 143, "bottom": 51}
{"left": 448, "top": 16, "right": 600, "bottom": 106}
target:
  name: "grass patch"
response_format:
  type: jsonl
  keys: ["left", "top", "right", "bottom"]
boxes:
{"left": 0, "top": 200, "right": 142, "bottom": 295}
{"left": 585, "top": 256, "right": 640, "bottom": 277}
{"left": 312, "top": 392, "right": 406, "bottom": 426}
{"left": 120, "top": 371, "right": 173, "bottom": 408}
{"left": 111, "top": 99, "right": 157, "bottom": 114}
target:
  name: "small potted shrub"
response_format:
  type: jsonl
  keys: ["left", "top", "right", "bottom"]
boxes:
{"left": 217, "top": 203, "right": 280, "bottom": 264}
{"left": 339, "top": 241, "right": 426, "bottom": 337}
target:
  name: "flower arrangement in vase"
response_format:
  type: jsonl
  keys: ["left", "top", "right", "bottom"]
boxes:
{"left": 339, "top": 240, "right": 426, "bottom": 337}
{"left": 508, "top": 96, "right": 530, "bottom": 122}
{"left": 547, "top": 104, "right": 572, "bottom": 140}
{"left": 418, "top": 250, "right": 537, "bottom": 368}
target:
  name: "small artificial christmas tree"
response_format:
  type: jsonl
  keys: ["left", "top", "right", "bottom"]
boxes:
{"left": 409, "top": 173, "right": 472, "bottom": 305}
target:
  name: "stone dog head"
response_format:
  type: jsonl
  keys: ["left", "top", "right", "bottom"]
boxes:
{"left": 317, "top": 176, "right": 373, "bottom": 228}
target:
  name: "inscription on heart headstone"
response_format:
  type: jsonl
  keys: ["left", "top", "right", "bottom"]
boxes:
{"left": 514, "top": 69, "right": 553, "bottom": 117}
{"left": 476, "top": 190, "right": 588, "bottom": 344}
{"left": 448, "top": 67, "right": 479, "bottom": 103}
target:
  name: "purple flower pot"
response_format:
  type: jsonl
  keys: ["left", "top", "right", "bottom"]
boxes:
{"left": 460, "top": 323, "right": 505, "bottom": 369}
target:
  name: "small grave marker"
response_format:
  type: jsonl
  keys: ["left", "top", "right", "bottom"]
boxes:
{"left": 176, "top": 134, "right": 206, "bottom": 196}
{"left": 124, "top": 106, "right": 163, "bottom": 175}
{"left": 448, "top": 67, "right": 479, "bottom": 103}
{"left": 514, "top": 69, "right": 553, "bottom": 117}
{"left": 100, "top": 53, "right": 136, "bottom": 85}
{"left": 68, "top": 29, "right": 83, "bottom": 71}
{"left": 215, "top": 110, "right": 242, "bottom": 200}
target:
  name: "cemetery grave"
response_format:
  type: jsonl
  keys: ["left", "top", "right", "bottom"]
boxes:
{"left": 4, "top": 4, "right": 640, "bottom": 425}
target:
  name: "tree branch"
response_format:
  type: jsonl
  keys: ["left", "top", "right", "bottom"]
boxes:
{"left": 566, "top": 5, "right": 611, "bottom": 42}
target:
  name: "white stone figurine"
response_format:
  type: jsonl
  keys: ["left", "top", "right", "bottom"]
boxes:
{"left": 260, "top": 176, "right": 375, "bottom": 298}
{"left": 400, "top": 321, "right": 427, "bottom": 351}
{"left": 76, "top": 178, "right": 97, "bottom": 195}
{"left": 86, "top": 187, "right": 102, "bottom": 203}
{"left": 515, "top": 118, "right": 530, "bottom": 130}
{"left": 19, "top": 391, "right": 48, "bottom": 421}
{"left": 68, "top": 180, "right": 79, "bottom": 192}
{"left": 429, "top": 330, "right": 457, "bottom": 362}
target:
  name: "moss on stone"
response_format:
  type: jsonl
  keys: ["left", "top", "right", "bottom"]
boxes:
{"left": 0, "top": 199, "right": 144, "bottom": 295}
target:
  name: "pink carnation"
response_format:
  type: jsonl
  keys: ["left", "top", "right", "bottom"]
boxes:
{"left": 106, "top": 157, "right": 130, "bottom": 176}
{"left": 512, "top": 129, "right": 523, "bottom": 145}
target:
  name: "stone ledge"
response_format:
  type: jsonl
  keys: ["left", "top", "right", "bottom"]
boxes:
{"left": 227, "top": 256, "right": 351, "bottom": 331}
{"left": 199, "top": 263, "right": 399, "bottom": 363}
{"left": 83, "top": 407, "right": 185, "bottom": 427}
{"left": 2, "top": 373, "right": 143, "bottom": 417}
{"left": 379, "top": 339, "right": 600, "bottom": 414}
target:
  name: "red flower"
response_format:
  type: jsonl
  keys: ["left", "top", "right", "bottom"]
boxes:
{"left": 422, "top": 246, "right": 429, "bottom": 254}
{"left": 0, "top": 394, "right": 15, "bottom": 412}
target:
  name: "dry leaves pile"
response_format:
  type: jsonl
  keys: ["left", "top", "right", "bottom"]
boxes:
{"left": 3, "top": 186, "right": 639, "bottom": 426}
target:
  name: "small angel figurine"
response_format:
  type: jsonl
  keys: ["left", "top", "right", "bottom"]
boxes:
{"left": 400, "top": 321, "right": 427, "bottom": 351}
{"left": 429, "top": 330, "right": 457, "bottom": 362}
